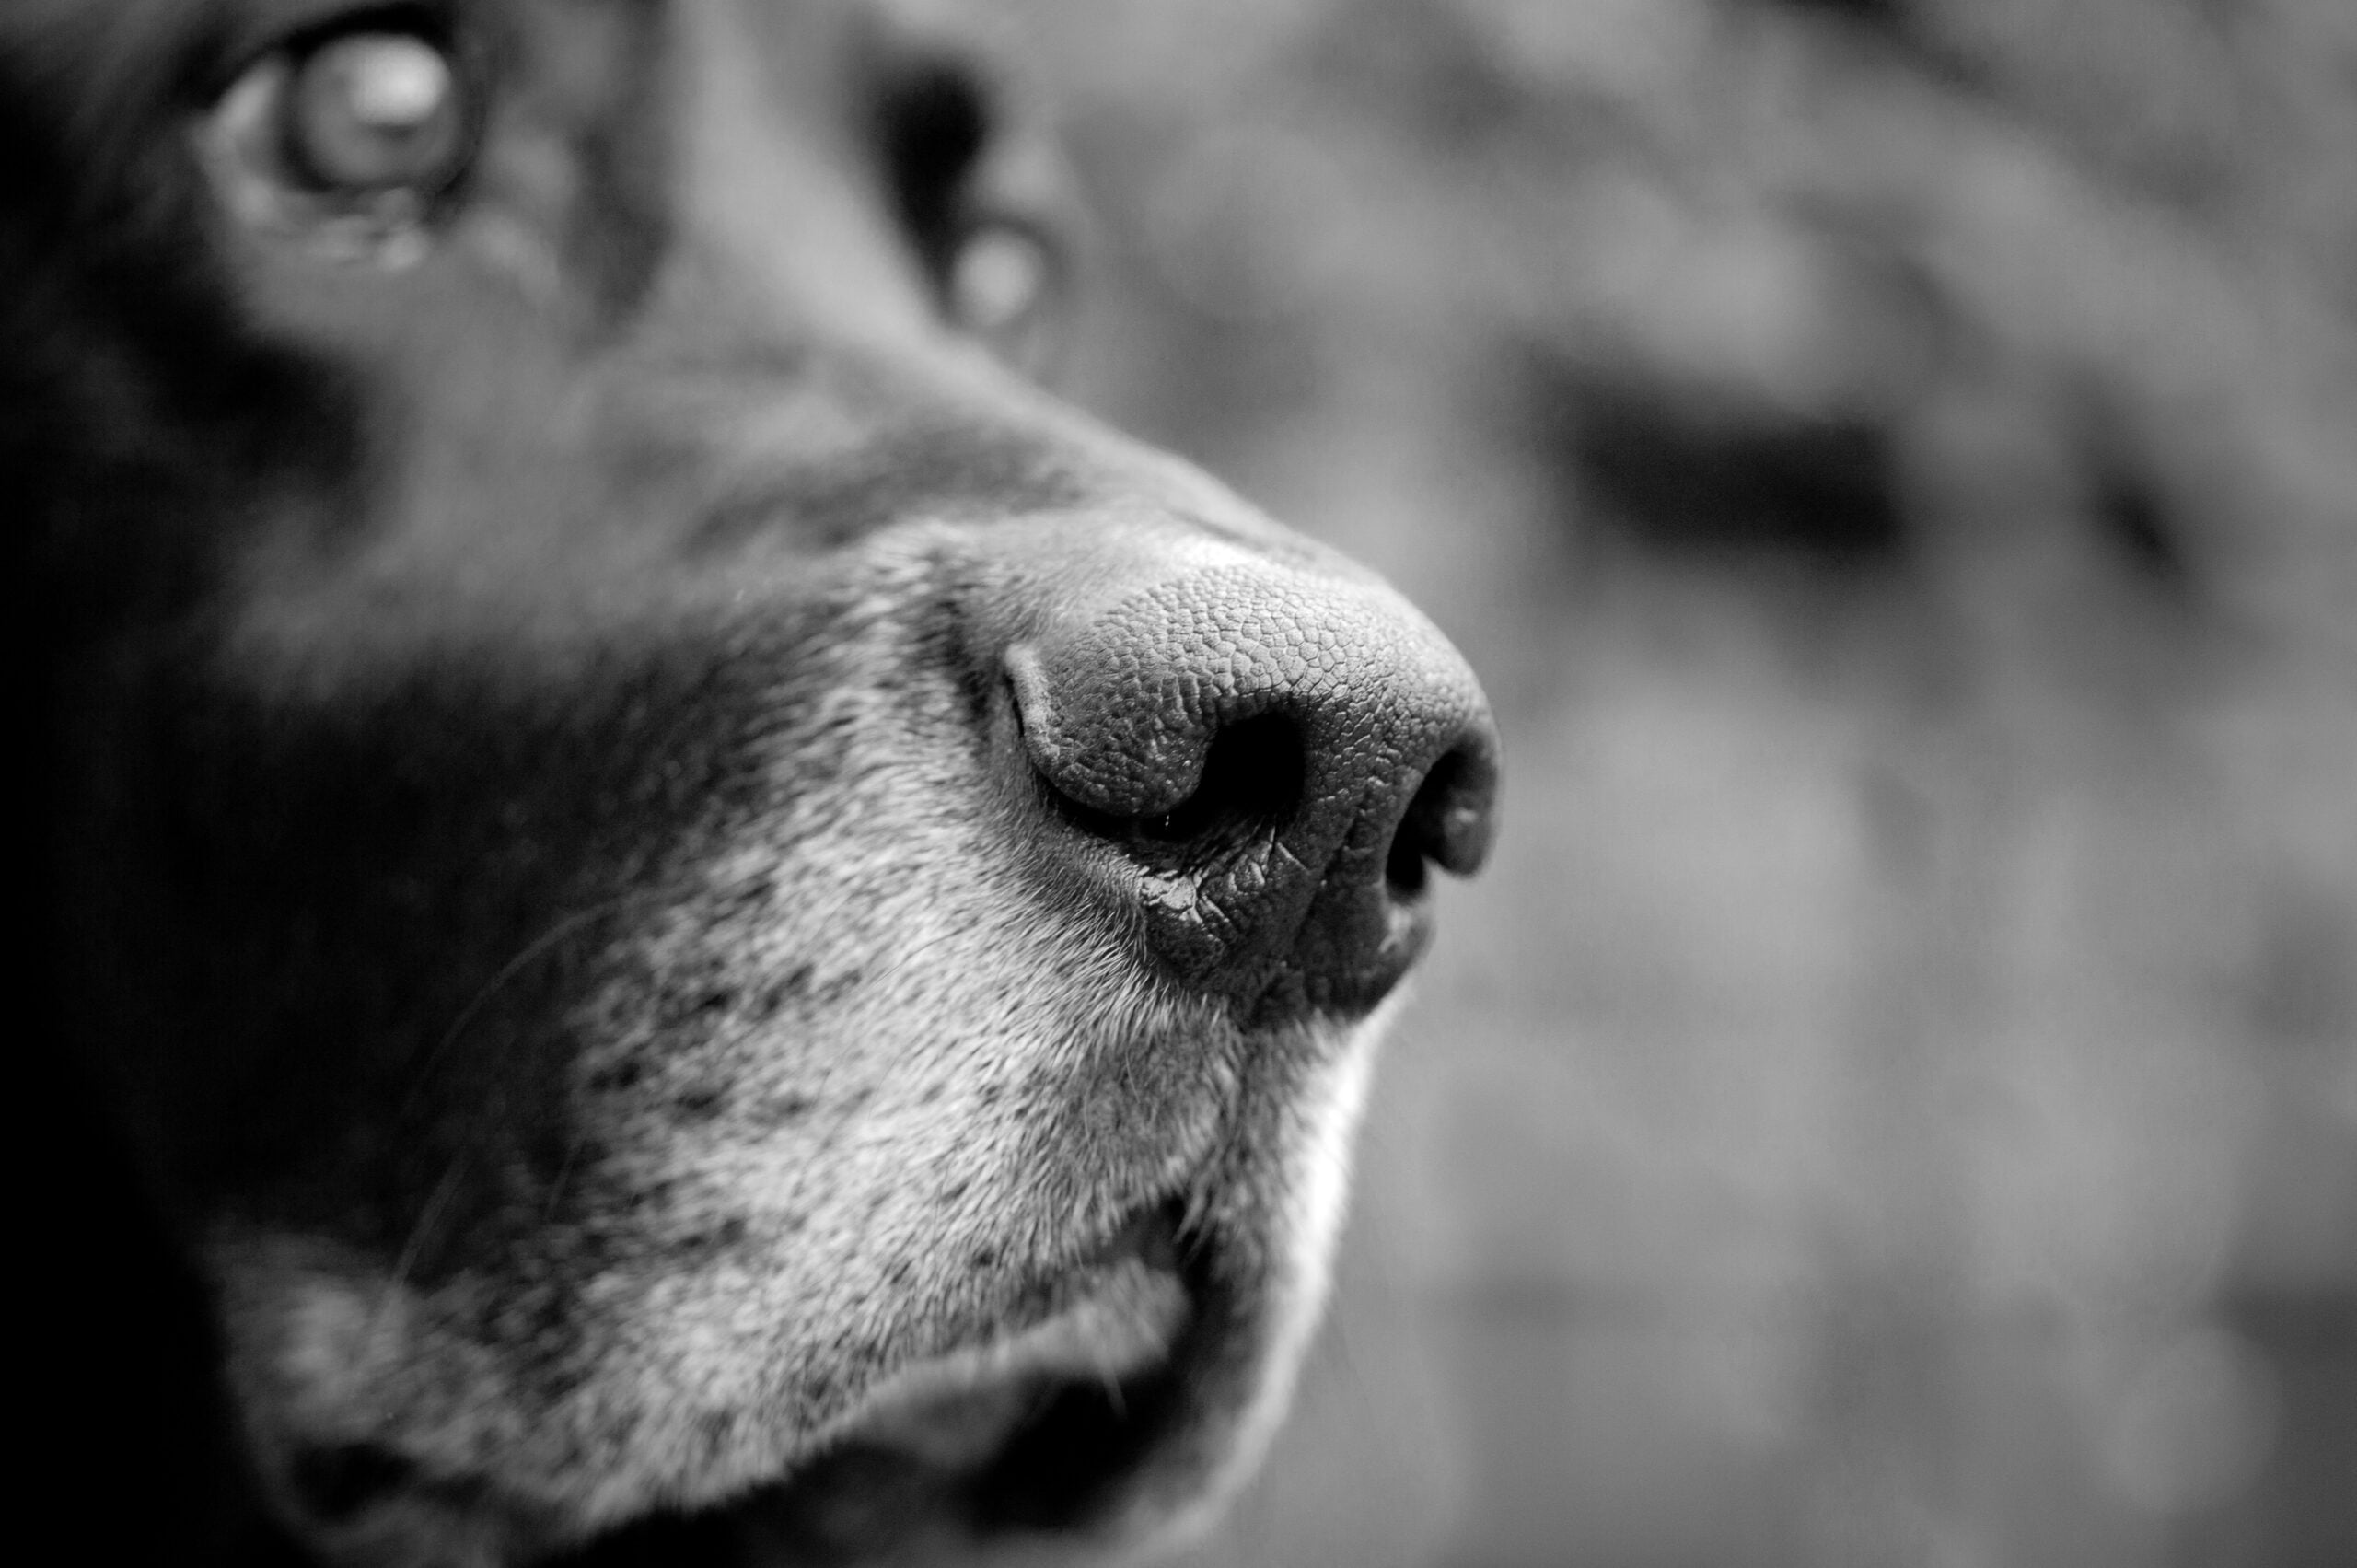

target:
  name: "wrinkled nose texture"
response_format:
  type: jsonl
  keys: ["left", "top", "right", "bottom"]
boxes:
{"left": 1004, "top": 547, "right": 1499, "bottom": 1020}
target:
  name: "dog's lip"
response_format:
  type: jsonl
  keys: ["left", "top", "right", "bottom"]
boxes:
{"left": 816, "top": 1202, "right": 1194, "bottom": 1471}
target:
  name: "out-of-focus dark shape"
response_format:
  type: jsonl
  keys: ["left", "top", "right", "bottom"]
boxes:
{"left": 1520, "top": 355, "right": 1909, "bottom": 569}
{"left": 994, "top": 1, "right": 2357, "bottom": 1562}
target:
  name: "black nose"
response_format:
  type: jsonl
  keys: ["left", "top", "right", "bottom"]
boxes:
{"left": 1004, "top": 554, "right": 1497, "bottom": 1019}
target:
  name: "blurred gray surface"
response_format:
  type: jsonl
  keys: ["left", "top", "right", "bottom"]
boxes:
{"left": 993, "top": 1, "right": 2357, "bottom": 1563}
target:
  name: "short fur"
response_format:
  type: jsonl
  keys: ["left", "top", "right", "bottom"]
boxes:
{"left": 15, "top": 3, "right": 1495, "bottom": 1563}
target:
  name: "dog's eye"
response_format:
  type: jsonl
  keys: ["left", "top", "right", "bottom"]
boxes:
{"left": 876, "top": 56, "right": 1067, "bottom": 375}
{"left": 203, "top": 26, "right": 476, "bottom": 263}
{"left": 946, "top": 217, "right": 1061, "bottom": 369}
{"left": 283, "top": 33, "right": 467, "bottom": 192}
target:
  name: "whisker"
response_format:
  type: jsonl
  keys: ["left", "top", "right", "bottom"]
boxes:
{"left": 870, "top": 923, "right": 970, "bottom": 993}
{"left": 367, "top": 1148, "right": 471, "bottom": 1358}
{"left": 402, "top": 889, "right": 653, "bottom": 1109}
{"left": 540, "top": 1121, "right": 591, "bottom": 1227}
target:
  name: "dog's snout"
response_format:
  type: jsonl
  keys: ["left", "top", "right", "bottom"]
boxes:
{"left": 1004, "top": 558, "right": 1498, "bottom": 1018}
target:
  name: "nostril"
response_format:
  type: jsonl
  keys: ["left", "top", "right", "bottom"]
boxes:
{"left": 1387, "top": 743, "right": 1494, "bottom": 899}
{"left": 1133, "top": 714, "right": 1302, "bottom": 846}
{"left": 1032, "top": 716, "right": 1307, "bottom": 859}
{"left": 1013, "top": 669, "right": 1307, "bottom": 857}
{"left": 1384, "top": 818, "right": 1430, "bottom": 900}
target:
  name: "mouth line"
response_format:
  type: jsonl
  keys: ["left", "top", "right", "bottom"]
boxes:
{"left": 560, "top": 1198, "right": 1217, "bottom": 1566}
{"left": 814, "top": 1199, "right": 1198, "bottom": 1473}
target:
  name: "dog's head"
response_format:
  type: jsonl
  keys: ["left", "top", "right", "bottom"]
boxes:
{"left": 14, "top": 2, "right": 1497, "bottom": 1562}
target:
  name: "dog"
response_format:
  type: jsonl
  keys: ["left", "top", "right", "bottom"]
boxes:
{"left": 14, "top": 2, "right": 1498, "bottom": 1563}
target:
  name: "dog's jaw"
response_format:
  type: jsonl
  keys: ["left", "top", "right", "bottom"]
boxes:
{"left": 216, "top": 1001, "right": 1391, "bottom": 1565}
{"left": 1116, "top": 1000, "right": 1386, "bottom": 1554}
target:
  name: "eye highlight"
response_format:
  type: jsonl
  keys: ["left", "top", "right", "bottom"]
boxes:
{"left": 877, "top": 54, "right": 1070, "bottom": 376}
{"left": 946, "top": 217, "right": 1061, "bottom": 370}
{"left": 202, "top": 23, "right": 478, "bottom": 264}
{"left": 286, "top": 32, "right": 466, "bottom": 192}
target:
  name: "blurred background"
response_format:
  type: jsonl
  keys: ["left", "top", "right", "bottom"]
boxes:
{"left": 988, "top": 2, "right": 2357, "bottom": 1564}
